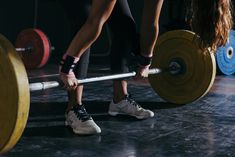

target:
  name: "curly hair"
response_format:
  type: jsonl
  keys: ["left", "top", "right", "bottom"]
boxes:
{"left": 190, "top": 0, "right": 233, "bottom": 52}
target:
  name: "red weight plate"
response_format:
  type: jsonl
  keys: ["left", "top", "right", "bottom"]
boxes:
{"left": 15, "top": 28, "right": 51, "bottom": 69}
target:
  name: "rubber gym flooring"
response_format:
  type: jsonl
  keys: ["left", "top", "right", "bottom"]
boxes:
{"left": 1, "top": 64, "right": 235, "bottom": 157}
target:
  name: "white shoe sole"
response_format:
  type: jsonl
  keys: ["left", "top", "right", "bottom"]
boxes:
{"left": 65, "top": 120, "right": 101, "bottom": 134}
{"left": 108, "top": 111, "right": 154, "bottom": 119}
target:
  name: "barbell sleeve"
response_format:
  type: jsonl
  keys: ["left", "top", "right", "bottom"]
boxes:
{"left": 29, "top": 68, "right": 161, "bottom": 92}
{"left": 29, "top": 81, "right": 60, "bottom": 92}
{"left": 15, "top": 47, "right": 32, "bottom": 52}
{"left": 16, "top": 46, "right": 55, "bottom": 53}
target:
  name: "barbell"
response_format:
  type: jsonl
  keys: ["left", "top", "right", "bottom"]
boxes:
{"left": 0, "top": 30, "right": 216, "bottom": 154}
{"left": 15, "top": 28, "right": 55, "bottom": 69}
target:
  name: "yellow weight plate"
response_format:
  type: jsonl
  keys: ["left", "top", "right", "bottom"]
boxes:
{"left": 149, "top": 30, "right": 216, "bottom": 104}
{"left": 0, "top": 34, "right": 30, "bottom": 154}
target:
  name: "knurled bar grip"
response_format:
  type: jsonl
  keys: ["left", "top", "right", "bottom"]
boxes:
{"left": 29, "top": 68, "right": 161, "bottom": 92}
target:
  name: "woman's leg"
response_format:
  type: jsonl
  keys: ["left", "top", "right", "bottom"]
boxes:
{"left": 107, "top": 0, "right": 154, "bottom": 119}
{"left": 67, "top": 51, "right": 90, "bottom": 112}
{"left": 59, "top": 0, "right": 117, "bottom": 90}
{"left": 61, "top": 0, "right": 91, "bottom": 112}
{"left": 61, "top": 0, "right": 100, "bottom": 135}
{"left": 66, "top": 0, "right": 117, "bottom": 58}
{"left": 108, "top": 0, "right": 138, "bottom": 103}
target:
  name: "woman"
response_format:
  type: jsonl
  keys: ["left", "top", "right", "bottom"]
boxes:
{"left": 60, "top": 0, "right": 233, "bottom": 135}
{"left": 60, "top": 0, "right": 159, "bottom": 135}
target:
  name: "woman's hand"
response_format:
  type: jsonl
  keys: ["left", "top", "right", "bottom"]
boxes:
{"left": 60, "top": 73, "right": 78, "bottom": 91}
{"left": 135, "top": 65, "right": 150, "bottom": 80}
{"left": 59, "top": 54, "right": 80, "bottom": 90}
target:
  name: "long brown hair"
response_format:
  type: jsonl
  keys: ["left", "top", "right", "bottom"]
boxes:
{"left": 190, "top": 0, "right": 233, "bottom": 52}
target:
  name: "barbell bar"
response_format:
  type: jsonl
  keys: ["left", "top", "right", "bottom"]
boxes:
{"left": 29, "top": 68, "right": 162, "bottom": 92}
{"left": 28, "top": 54, "right": 184, "bottom": 91}
{"left": 28, "top": 61, "right": 184, "bottom": 91}
{"left": 0, "top": 30, "right": 216, "bottom": 154}
{"left": 28, "top": 57, "right": 184, "bottom": 91}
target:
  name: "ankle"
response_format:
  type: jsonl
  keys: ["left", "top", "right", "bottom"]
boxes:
{"left": 66, "top": 103, "right": 83, "bottom": 113}
{"left": 113, "top": 94, "right": 129, "bottom": 103}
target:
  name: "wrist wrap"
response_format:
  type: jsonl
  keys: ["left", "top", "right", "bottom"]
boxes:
{"left": 60, "top": 54, "right": 79, "bottom": 74}
{"left": 137, "top": 54, "right": 152, "bottom": 67}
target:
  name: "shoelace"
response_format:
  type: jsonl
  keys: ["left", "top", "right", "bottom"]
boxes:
{"left": 125, "top": 95, "right": 141, "bottom": 108}
{"left": 72, "top": 105, "right": 91, "bottom": 122}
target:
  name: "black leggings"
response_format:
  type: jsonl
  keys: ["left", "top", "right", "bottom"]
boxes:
{"left": 61, "top": 0, "right": 138, "bottom": 79}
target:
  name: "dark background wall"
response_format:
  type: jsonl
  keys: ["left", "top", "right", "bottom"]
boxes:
{"left": 1, "top": 0, "right": 228, "bottom": 65}
{"left": 0, "top": 0, "right": 72, "bottom": 63}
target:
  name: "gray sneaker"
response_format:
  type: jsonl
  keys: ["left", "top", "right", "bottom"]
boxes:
{"left": 108, "top": 95, "right": 154, "bottom": 119}
{"left": 65, "top": 105, "right": 101, "bottom": 135}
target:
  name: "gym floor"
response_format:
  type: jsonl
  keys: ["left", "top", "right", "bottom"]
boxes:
{"left": 1, "top": 64, "right": 235, "bottom": 157}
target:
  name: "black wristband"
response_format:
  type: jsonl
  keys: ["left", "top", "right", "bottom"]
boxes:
{"left": 60, "top": 55, "right": 77, "bottom": 74}
{"left": 137, "top": 54, "right": 152, "bottom": 66}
